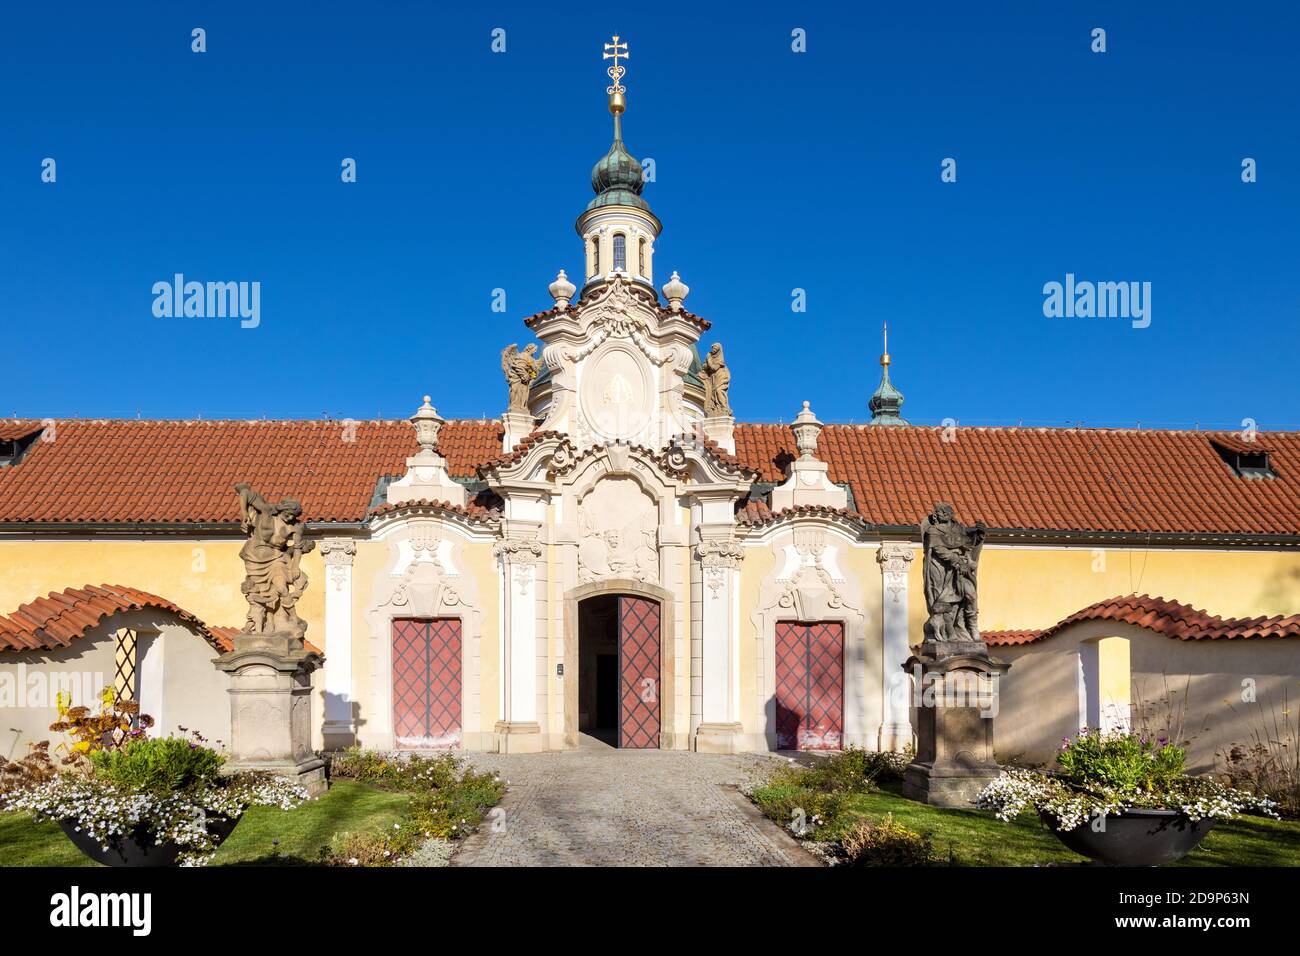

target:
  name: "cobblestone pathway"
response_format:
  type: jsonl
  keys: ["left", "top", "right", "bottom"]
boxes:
{"left": 451, "top": 738, "right": 818, "bottom": 867}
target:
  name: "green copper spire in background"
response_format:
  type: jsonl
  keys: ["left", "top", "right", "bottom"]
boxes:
{"left": 869, "top": 322, "right": 908, "bottom": 425}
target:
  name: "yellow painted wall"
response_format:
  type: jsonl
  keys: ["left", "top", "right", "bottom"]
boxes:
{"left": 0, "top": 537, "right": 325, "bottom": 640}
{"left": 976, "top": 546, "right": 1300, "bottom": 632}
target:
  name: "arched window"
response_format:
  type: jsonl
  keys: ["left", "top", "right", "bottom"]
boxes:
{"left": 591, "top": 237, "right": 600, "bottom": 276}
{"left": 638, "top": 238, "right": 646, "bottom": 276}
{"left": 613, "top": 234, "right": 626, "bottom": 272}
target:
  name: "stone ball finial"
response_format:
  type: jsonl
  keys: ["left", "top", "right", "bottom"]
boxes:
{"left": 410, "top": 394, "right": 444, "bottom": 456}
{"left": 791, "top": 400, "right": 823, "bottom": 460}
{"left": 549, "top": 269, "right": 576, "bottom": 310}
{"left": 662, "top": 271, "right": 689, "bottom": 311}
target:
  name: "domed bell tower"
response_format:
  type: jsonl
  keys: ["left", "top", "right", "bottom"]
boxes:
{"left": 575, "top": 35, "right": 661, "bottom": 294}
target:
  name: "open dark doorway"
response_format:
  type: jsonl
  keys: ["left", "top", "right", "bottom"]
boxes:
{"left": 578, "top": 595, "right": 619, "bottom": 746}
{"left": 577, "top": 593, "right": 662, "bottom": 749}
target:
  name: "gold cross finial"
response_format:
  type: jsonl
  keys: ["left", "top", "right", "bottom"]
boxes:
{"left": 603, "top": 35, "right": 628, "bottom": 95}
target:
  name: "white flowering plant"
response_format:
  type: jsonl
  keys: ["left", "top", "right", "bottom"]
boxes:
{"left": 977, "top": 729, "right": 1278, "bottom": 832}
{"left": 0, "top": 735, "right": 308, "bottom": 866}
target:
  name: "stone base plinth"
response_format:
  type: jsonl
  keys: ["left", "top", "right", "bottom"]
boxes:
{"left": 693, "top": 721, "right": 744, "bottom": 754}
{"left": 900, "top": 643, "right": 1009, "bottom": 808}
{"left": 501, "top": 411, "right": 535, "bottom": 452}
{"left": 699, "top": 415, "right": 735, "bottom": 455}
{"left": 494, "top": 720, "right": 545, "bottom": 753}
{"left": 214, "top": 631, "right": 327, "bottom": 797}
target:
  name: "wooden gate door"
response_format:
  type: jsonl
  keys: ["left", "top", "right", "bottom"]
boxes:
{"left": 392, "top": 617, "right": 462, "bottom": 749}
{"left": 774, "top": 621, "right": 844, "bottom": 750}
{"left": 617, "top": 596, "right": 660, "bottom": 749}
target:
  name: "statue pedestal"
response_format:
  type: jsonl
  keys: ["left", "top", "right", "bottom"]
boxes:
{"left": 699, "top": 415, "right": 735, "bottom": 455}
{"left": 501, "top": 411, "right": 535, "bottom": 453}
{"left": 901, "top": 642, "right": 1009, "bottom": 808}
{"left": 214, "top": 632, "right": 327, "bottom": 796}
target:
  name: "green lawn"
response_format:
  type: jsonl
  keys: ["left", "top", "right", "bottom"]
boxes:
{"left": 817, "top": 781, "right": 1300, "bottom": 866}
{"left": 0, "top": 781, "right": 411, "bottom": 867}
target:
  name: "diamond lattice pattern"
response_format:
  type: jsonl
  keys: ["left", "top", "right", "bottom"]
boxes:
{"left": 392, "top": 617, "right": 462, "bottom": 749}
{"left": 774, "top": 621, "right": 843, "bottom": 750}
{"left": 618, "top": 597, "right": 661, "bottom": 749}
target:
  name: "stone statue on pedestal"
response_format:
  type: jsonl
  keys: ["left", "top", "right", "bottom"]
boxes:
{"left": 902, "top": 501, "right": 1007, "bottom": 807}
{"left": 920, "top": 502, "right": 986, "bottom": 646}
{"left": 701, "top": 343, "right": 731, "bottom": 417}
{"left": 235, "top": 483, "right": 314, "bottom": 642}
{"left": 214, "top": 483, "right": 327, "bottom": 795}
{"left": 501, "top": 343, "right": 539, "bottom": 413}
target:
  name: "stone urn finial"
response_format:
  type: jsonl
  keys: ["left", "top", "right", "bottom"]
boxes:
{"left": 411, "top": 394, "right": 444, "bottom": 457}
{"left": 662, "top": 271, "right": 689, "bottom": 311}
{"left": 549, "top": 269, "right": 576, "bottom": 310}
{"left": 791, "top": 400, "right": 823, "bottom": 460}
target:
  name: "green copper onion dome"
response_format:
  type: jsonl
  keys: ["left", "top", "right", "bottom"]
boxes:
{"left": 589, "top": 133, "right": 649, "bottom": 211}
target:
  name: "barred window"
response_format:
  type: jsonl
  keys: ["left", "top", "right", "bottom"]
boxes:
{"left": 613, "top": 234, "right": 626, "bottom": 272}
{"left": 114, "top": 628, "right": 138, "bottom": 702}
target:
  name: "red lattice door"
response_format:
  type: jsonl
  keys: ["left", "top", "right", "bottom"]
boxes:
{"left": 392, "top": 618, "right": 462, "bottom": 749}
{"left": 618, "top": 596, "right": 661, "bottom": 749}
{"left": 774, "top": 622, "right": 844, "bottom": 750}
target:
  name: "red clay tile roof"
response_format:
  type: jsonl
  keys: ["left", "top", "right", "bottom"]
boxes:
{"left": 367, "top": 493, "right": 502, "bottom": 524}
{"left": 735, "top": 498, "right": 867, "bottom": 529}
{"left": 0, "top": 420, "right": 44, "bottom": 441}
{"left": 983, "top": 593, "right": 1300, "bottom": 646}
{"left": 1, "top": 419, "right": 1299, "bottom": 537}
{"left": 733, "top": 424, "right": 1300, "bottom": 536}
{"left": 476, "top": 430, "right": 568, "bottom": 474}
{"left": 1209, "top": 433, "right": 1268, "bottom": 455}
{"left": 0, "top": 419, "right": 502, "bottom": 524}
{"left": 0, "top": 584, "right": 229, "bottom": 652}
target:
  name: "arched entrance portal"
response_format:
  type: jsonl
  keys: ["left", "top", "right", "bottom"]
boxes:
{"left": 577, "top": 594, "right": 660, "bottom": 748}
{"left": 564, "top": 581, "right": 675, "bottom": 750}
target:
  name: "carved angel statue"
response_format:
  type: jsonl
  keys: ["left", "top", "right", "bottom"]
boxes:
{"left": 920, "top": 501, "right": 986, "bottom": 645}
{"left": 701, "top": 342, "right": 732, "bottom": 417}
{"left": 235, "top": 482, "right": 315, "bottom": 642}
{"left": 501, "top": 343, "right": 539, "bottom": 413}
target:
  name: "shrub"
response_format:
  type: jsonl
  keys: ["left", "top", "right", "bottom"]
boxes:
{"left": 89, "top": 736, "right": 225, "bottom": 794}
{"left": 842, "top": 814, "right": 935, "bottom": 867}
{"left": 1054, "top": 728, "right": 1186, "bottom": 794}
{"left": 323, "top": 749, "right": 505, "bottom": 864}
{"left": 0, "top": 742, "right": 58, "bottom": 794}
{"left": 1218, "top": 692, "right": 1300, "bottom": 818}
{"left": 48, "top": 689, "right": 153, "bottom": 767}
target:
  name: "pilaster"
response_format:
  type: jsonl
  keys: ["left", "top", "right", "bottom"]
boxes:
{"left": 320, "top": 537, "right": 357, "bottom": 747}
{"left": 876, "top": 543, "right": 915, "bottom": 751}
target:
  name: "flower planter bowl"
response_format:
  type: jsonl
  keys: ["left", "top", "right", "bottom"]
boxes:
{"left": 1042, "top": 808, "right": 1216, "bottom": 866}
{"left": 58, "top": 815, "right": 240, "bottom": 867}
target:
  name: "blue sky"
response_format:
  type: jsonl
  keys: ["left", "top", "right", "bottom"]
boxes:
{"left": 2, "top": 1, "right": 1296, "bottom": 428}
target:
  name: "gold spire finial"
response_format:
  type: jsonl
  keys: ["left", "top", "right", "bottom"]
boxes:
{"left": 881, "top": 321, "right": 891, "bottom": 367}
{"left": 603, "top": 34, "right": 629, "bottom": 118}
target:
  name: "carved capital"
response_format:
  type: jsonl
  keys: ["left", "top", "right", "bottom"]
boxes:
{"left": 876, "top": 543, "right": 915, "bottom": 576}
{"left": 695, "top": 535, "right": 744, "bottom": 570}
{"left": 320, "top": 537, "right": 357, "bottom": 567}
{"left": 493, "top": 536, "right": 543, "bottom": 565}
